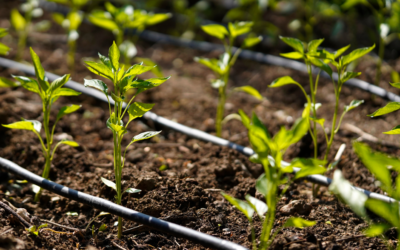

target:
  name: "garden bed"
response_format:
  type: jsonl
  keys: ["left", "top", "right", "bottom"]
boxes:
{"left": 1, "top": 2, "right": 400, "bottom": 249}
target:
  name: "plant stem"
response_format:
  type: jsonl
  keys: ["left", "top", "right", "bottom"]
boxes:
{"left": 324, "top": 94, "right": 340, "bottom": 162}
{"left": 306, "top": 62, "right": 318, "bottom": 158}
{"left": 67, "top": 40, "right": 76, "bottom": 72}
{"left": 215, "top": 84, "right": 226, "bottom": 138}
{"left": 374, "top": 36, "right": 385, "bottom": 87}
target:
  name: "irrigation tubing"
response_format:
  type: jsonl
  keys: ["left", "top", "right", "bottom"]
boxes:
{"left": 0, "top": 57, "right": 399, "bottom": 206}
{"left": 0, "top": 158, "right": 248, "bottom": 250}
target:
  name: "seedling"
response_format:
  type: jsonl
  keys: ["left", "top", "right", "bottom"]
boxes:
{"left": 10, "top": 0, "right": 50, "bottom": 61}
{"left": 88, "top": 2, "right": 171, "bottom": 64}
{"left": 2, "top": 48, "right": 81, "bottom": 202}
{"left": 222, "top": 109, "right": 319, "bottom": 249}
{"left": 273, "top": 37, "right": 374, "bottom": 162}
{"left": 50, "top": 0, "right": 89, "bottom": 71}
{"left": 343, "top": 0, "right": 400, "bottom": 87}
{"left": 195, "top": 22, "right": 263, "bottom": 137}
{"left": 27, "top": 223, "right": 48, "bottom": 236}
{"left": 331, "top": 142, "right": 400, "bottom": 249}
{"left": 0, "top": 28, "right": 10, "bottom": 56}
{"left": 84, "top": 41, "right": 169, "bottom": 239}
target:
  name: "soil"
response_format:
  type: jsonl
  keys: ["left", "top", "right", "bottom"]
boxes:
{"left": 0, "top": 1, "right": 400, "bottom": 250}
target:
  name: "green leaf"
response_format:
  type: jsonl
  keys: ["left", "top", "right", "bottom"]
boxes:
{"left": 38, "top": 223, "right": 48, "bottom": 230}
{"left": 201, "top": 24, "right": 228, "bottom": 40}
{"left": 222, "top": 192, "right": 254, "bottom": 221}
{"left": 85, "top": 61, "right": 114, "bottom": 80}
{"left": 98, "top": 224, "right": 108, "bottom": 232}
{"left": 11, "top": 9, "right": 26, "bottom": 31}
{"left": 353, "top": 142, "right": 398, "bottom": 194}
{"left": 0, "top": 43, "right": 10, "bottom": 56}
{"left": 270, "top": 76, "right": 301, "bottom": 88}
{"left": 0, "top": 77, "right": 18, "bottom": 87}
{"left": 245, "top": 194, "right": 267, "bottom": 219}
{"left": 368, "top": 102, "right": 400, "bottom": 117}
{"left": 124, "top": 188, "right": 141, "bottom": 194}
{"left": 280, "top": 52, "right": 303, "bottom": 60}
{"left": 88, "top": 15, "right": 119, "bottom": 32}
{"left": 287, "top": 117, "right": 309, "bottom": 146}
{"left": 127, "top": 102, "right": 155, "bottom": 122}
{"left": 243, "top": 36, "right": 262, "bottom": 48}
{"left": 109, "top": 41, "right": 120, "bottom": 71}
{"left": 13, "top": 76, "right": 41, "bottom": 95}
{"left": 249, "top": 153, "right": 261, "bottom": 164}
{"left": 127, "top": 77, "right": 170, "bottom": 90}
{"left": 67, "top": 11, "right": 83, "bottom": 30}
{"left": 308, "top": 39, "right": 324, "bottom": 53}
{"left": 194, "top": 57, "right": 224, "bottom": 75}
{"left": 60, "top": 140, "right": 79, "bottom": 147}
{"left": 124, "top": 64, "right": 155, "bottom": 78}
{"left": 365, "top": 199, "right": 400, "bottom": 228}
{"left": 309, "top": 57, "right": 332, "bottom": 77}
{"left": 52, "top": 13, "right": 64, "bottom": 25}
{"left": 341, "top": 72, "right": 361, "bottom": 83}
{"left": 131, "top": 131, "right": 161, "bottom": 143}
{"left": 28, "top": 225, "right": 38, "bottom": 236}
{"left": 84, "top": 79, "right": 108, "bottom": 95}
{"left": 238, "top": 109, "right": 250, "bottom": 129}
{"left": 290, "top": 158, "right": 327, "bottom": 179}
{"left": 29, "top": 48, "right": 49, "bottom": 91}
{"left": 106, "top": 118, "right": 126, "bottom": 136}
{"left": 364, "top": 223, "right": 391, "bottom": 237}
{"left": 344, "top": 100, "right": 363, "bottom": 113}
{"left": 390, "top": 82, "right": 400, "bottom": 89}
{"left": 101, "top": 177, "right": 117, "bottom": 191}
{"left": 145, "top": 13, "right": 172, "bottom": 26}
{"left": 383, "top": 125, "right": 400, "bottom": 134}
{"left": 334, "top": 45, "right": 351, "bottom": 58}
{"left": 0, "top": 28, "right": 8, "bottom": 38}
{"left": 52, "top": 88, "right": 81, "bottom": 98}
{"left": 233, "top": 86, "right": 262, "bottom": 100}
{"left": 341, "top": 44, "right": 375, "bottom": 67}
{"left": 256, "top": 173, "right": 271, "bottom": 197}
{"left": 65, "top": 212, "right": 79, "bottom": 216}
{"left": 134, "top": 58, "right": 164, "bottom": 77}
{"left": 50, "top": 74, "right": 70, "bottom": 94}
{"left": 98, "top": 53, "right": 112, "bottom": 69}
{"left": 56, "top": 104, "right": 81, "bottom": 122}
{"left": 280, "top": 36, "right": 304, "bottom": 54}
{"left": 283, "top": 217, "right": 316, "bottom": 228}
{"left": 228, "top": 21, "right": 253, "bottom": 38}
{"left": 2, "top": 120, "right": 41, "bottom": 133}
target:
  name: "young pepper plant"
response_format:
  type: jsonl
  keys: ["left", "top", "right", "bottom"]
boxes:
{"left": 195, "top": 22, "right": 263, "bottom": 137}
{"left": 274, "top": 37, "right": 374, "bottom": 162}
{"left": 88, "top": 2, "right": 171, "bottom": 64}
{"left": 2, "top": 48, "right": 81, "bottom": 202}
{"left": 222, "top": 108, "right": 321, "bottom": 249}
{"left": 50, "top": 0, "right": 89, "bottom": 71}
{"left": 10, "top": 0, "right": 49, "bottom": 61}
{"left": 83, "top": 41, "right": 169, "bottom": 239}
{"left": 331, "top": 142, "right": 400, "bottom": 249}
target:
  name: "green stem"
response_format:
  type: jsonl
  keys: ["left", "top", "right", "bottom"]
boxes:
{"left": 16, "top": 31, "right": 27, "bottom": 62}
{"left": 374, "top": 36, "right": 385, "bottom": 87}
{"left": 324, "top": 94, "right": 340, "bottom": 162}
{"left": 215, "top": 83, "right": 226, "bottom": 138}
{"left": 67, "top": 40, "right": 77, "bottom": 72}
{"left": 306, "top": 62, "right": 318, "bottom": 158}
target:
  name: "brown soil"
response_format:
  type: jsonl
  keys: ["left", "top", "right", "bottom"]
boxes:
{"left": 0, "top": 2, "right": 400, "bottom": 250}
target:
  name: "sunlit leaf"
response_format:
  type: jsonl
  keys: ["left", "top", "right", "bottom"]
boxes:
{"left": 98, "top": 224, "right": 108, "bottom": 232}
{"left": 290, "top": 158, "right": 327, "bottom": 179}
{"left": 13, "top": 76, "right": 41, "bottom": 95}
{"left": 56, "top": 104, "right": 81, "bottom": 122}
{"left": 131, "top": 131, "right": 161, "bottom": 143}
{"left": 341, "top": 72, "right": 361, "bottom": 83}
{"left": 29, "top": 48, "right": 48, "bottom": 91}
{"left": 11, "top": 9, "right": 26, "bottom": 31}
{"left": 127, "top": 102, "right": 155, "bottom": 122}
{"left": 124, "top": 64, "right": 155, "bottom": 78}
{"left": 127, "top": 77, "right": 170, "bottom": 90}
{"left": 280, "top": 36, "right": 304, "bottom": 54}
{"left": 88, "top": 15, "right": 119, "bottom": 32}
{"left": 52, "top": 88, "right": 81, "bottom": 97}
{"left": 308, "top": 39, "right": 324, "bottom": 53}
{"left": 245, "top": 194, "right": 268, "bottom": 219}
{"left": 85, "top": 61, "right": 114, "bottom": 80}
{"left": 270, "top": 76, "right": 301, "bottom": 88}
{"left": 364, "top": 223, "right": 391, "bottom": 237}
{"left": 283, "top": 217, "right": 316, "bottom": 228}
{"left": 50, "top": 74, "right": 70, "bottom": 93}
{"left": 243, "top": 36, "right": 262, "bottom": 48}
{"left": 383, "top": 125, "right": 400, "bottom": 134}
{"left": 342, "top": 44, "right": 375, "bottom": 67}
{"left": 344, "top": 100, "right": 363, "bottom": 112}
{"left": 59, "top": 140, "right": 79, "bottom": 147}
{"left": 233, "top": 86, "right": 262, "bottom": 100}
{"left": 84, "top": 79, "right": 108, "bottom": 95}
{"left": 201, "top": 24, "right": 228, "bottom": 40}
{"left": 228, "top": 21, "right": 253, "bottom": 37}
{"left": 365, "top": 199, "right": 400, "bottom": 228}
{"left": 2, "top": 120, "right": 41, "bottom": 133}
{"left": 222, "top": 192, "right": 254, "bottom": 221}
{"left": 390, "top": 82, "right": 400, "bottom": 89}
{"left": 145, "top": 13, "right": 172, "bottom": 26}
{"left": 109, "top": 41, "right": 120, "bottom": 71}
{"left": 368, "top": 102, "right": 400, "bottom": 117}
{"left": 124, "top": 187, "right": 141, "bottom": 194}
{"left": 280, "top": 51, "right": 303, "bottom": 60}
{"left": 0, "top": 77, "right": 18, "bottom": 87}
{"left": 101, "top": 177, "right": 117, "bottom": 191}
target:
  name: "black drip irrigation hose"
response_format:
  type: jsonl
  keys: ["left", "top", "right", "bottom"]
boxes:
{"left": 0, "top": 158, "right": 248, "bottom": 250}
{"left": 0, "top": 57, "right": 399, "bottom": 206}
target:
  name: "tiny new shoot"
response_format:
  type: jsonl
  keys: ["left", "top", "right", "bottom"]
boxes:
{"left": 195, "top": 22, "right": 263, "bottom": 137}
{"left": 274, "top": 37, "right": 374, "bottom": 162}
{"left": 84, "top": 41, "right": 169, "bottom": 239}
{"left": 88, "top": 2, "right": 171, "bottom": 64}
{"left": 50, "top": 0, "right": 89, "bottom": 71}
{"left": 2, "top": 48, "right": 81, "bottom": 202}
{"left": 223, "top": 108, "right": 319, "bottom": 249}
{"left": 10, "top": 0, "right": 49, "bottom": 61}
